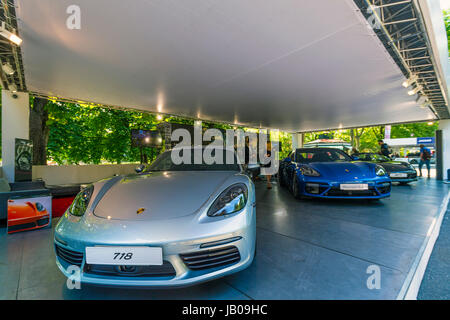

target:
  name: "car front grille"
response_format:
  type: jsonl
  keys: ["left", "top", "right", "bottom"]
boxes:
{"left": 324, "top": 188, "right": 377, "bottom": 197}
{"left": 84, "top": 261, "right": 176, "bottom": 278}
{"left": 377, "top": 184, "right": 391, "bottom": 194}
{"left": 36, "top": 217, "right": 49, "bottom": 226}
{"left": 407, "top": 172, "right": 417, "bottom": 179}
{"left": 180, "top": 246, "right": 241, "bottom": 271}
{"left": 55, "top": 244, "right": 84, "bottom": 266}
{"left": 8, "top": 222, "right": 36, "bottom": 232}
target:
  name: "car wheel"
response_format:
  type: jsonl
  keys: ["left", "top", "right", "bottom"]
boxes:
{"left": 278, "top": 169, "right": 286, "bottom": 187}
{"left": 292, "top": 175, "right": 303, "bottom": 200}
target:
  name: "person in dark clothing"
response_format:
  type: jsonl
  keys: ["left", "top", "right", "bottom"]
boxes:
{"left": 261, "top": 141, "right": 273, "bottom": 189}
{"left": 378, "top": 139, "right": 390, "bottom": 157}
{"left": 418, "top": 144, "right": 431, "bottom": 178}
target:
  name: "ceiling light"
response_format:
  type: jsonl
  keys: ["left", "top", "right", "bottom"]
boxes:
{"left": 408, "top": 85, "right": 422, "bottom": 96}
{"left": 402, "top": 74, "right": 418, "bottom": 88}
{"left": 0, "top": 22, "right": 22, "bottom": 46}
{"left": 1, "top": 62, "right": 14, "bottom": 75}
{"left": 156, "top": 114, "right": 163, "bottom": 120}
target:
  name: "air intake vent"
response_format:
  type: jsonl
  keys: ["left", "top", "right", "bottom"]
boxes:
{"left": 84, "top": 261, "right": 176, "bottom": 278}
{"left": 180, "top": 246, "right": 240, "bottom": 270}
{"left": 55, "top": 244, "right": 84, "bottom": 266}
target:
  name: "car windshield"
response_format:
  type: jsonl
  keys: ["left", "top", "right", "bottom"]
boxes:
{"left": 145, "top": 148, "right": 241, "bottom": 172}
{"left": 295, "top": 149, "right": 352, "bottom": 163}
{"left": 359, "top": 153, "right": 390, "bottom": 162}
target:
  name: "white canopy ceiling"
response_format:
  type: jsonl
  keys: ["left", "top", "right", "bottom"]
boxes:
{"left": 15, "top": 0, "right": 436, "bottom": 132}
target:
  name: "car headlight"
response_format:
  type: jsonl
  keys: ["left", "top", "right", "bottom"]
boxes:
{"left": 375, "top": 165, "right": 387, "bottom": 176}
{"left": 69, "top": 185, "right": 94, "bottom": 217}
{"left": 35, "top": 202, "right": 45, "bottom": 212}
{"left": 207, "top": 183, "right": 248, "bottom": 217}
{"left": 300, "top": 166, "right": 321, "bottom": 177}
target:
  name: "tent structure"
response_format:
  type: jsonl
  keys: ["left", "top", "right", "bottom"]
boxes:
{"left": 0, "top": 0, "right": 447, "bottom": 133}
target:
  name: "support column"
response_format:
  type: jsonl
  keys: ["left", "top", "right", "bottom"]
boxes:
{"left": 292, "top": 133, "right": 303, "bottom": 150}
{"left": 1, "top": 90, "right": 30, "bottom": 183}
{"left": 438, "top": 119, "right": 450, "bottom": 181}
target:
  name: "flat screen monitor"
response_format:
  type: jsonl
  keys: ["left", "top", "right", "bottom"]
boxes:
{"left": 131, "top": 129, "right": 163, "bottom": 148}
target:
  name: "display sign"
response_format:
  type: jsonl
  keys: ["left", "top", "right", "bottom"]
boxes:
{"left": 14, "top": 138, "right": 33, "bottom": 182}
{"left": 131, "top": 129, "right": 163, "bottom": 148}
{"left": 7, "top": 195, "right": 52, "bottom": 234}
{"left": 416, "top": 137, "right": 435, "bottom": 145}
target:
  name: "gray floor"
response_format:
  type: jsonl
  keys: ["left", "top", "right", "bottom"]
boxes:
{"left": 1, "top": 178, "right": 448, "bottom": 300}
{"left": 418, "top": 208, "right": 450, "bottom": 300}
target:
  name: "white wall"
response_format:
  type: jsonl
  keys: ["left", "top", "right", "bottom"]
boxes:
{"left": 1, "top": 91, "right": 30, "bottom": 183}
{"left": 32, "top": 163, "right": 139, "bottom": 186}
{"left": 439, "top": 119, "right": 450, "bottom": 180}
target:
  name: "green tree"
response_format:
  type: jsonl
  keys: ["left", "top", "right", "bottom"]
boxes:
{"left": 443, "top": 9, "right": 450, "bottom": 54}
{"left": 390, "top": 122, "right": 438, "bottom": 139}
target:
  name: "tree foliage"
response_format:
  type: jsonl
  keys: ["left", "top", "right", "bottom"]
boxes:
{"left": 304, "top": 122, "right": 438, "bottom": 153}
{"left": 444, "top": 9, "right": 450, "bottom": 55}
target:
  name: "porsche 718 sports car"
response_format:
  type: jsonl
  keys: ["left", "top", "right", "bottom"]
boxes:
{"left": 278, "top": 148, "right": 391, "bottom": 199}
{"left": 54, "top": 148, "right": 256, "bottom": 287}
{"left": 356, "top": 153, "right": 417, "bottom": 184}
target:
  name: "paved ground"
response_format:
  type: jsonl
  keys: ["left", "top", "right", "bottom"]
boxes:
{"left": 0, "top": 177, "right": 448, "bottom": 299}
{"left": 417, "top": 208, "right": 450, "bottom": 300}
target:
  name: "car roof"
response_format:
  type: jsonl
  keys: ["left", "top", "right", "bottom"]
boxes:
{"left": 295, "top": 147, "right": 346, "bottom": 152}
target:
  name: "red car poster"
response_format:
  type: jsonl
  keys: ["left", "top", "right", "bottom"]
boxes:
{"left": 7, "top": 195, "right": 52, "bottom": 234}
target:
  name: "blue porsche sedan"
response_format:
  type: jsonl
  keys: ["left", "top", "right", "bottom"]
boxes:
{"left": 278, "top": 148, "right": 391, "bottom": 199}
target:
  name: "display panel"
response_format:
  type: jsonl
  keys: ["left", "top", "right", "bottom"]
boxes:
{"left": 7, "top": 195, "right": 52, "bottom": 234}
{"left": 131, "top": 129, "right": 163, "bottom": 148}
{"left": 14, "top": 138, "right": 33, "bottom": 182}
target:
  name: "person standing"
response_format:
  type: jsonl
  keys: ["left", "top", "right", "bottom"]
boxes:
{"left": 378, "top": 139, "right": 391, "bottom": 157}
{"left": 261, "top": 141, "right": 273, "bottom": 189}
{"left": 418, "top": 144, "right": 431, "bottom": 178}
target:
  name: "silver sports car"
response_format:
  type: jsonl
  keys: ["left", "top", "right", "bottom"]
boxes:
{"left": 54, "top": 148, "right": 256, "bottom": 287}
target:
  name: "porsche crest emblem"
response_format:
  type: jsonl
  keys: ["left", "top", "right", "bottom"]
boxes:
{"left": 345, "top": 169, "right": 350, "bottom": 172}
{"left": 136, "top": 208, "right": 146, "bottom": 215}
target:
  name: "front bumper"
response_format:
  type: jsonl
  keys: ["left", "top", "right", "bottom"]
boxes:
{"left": 301, "top": 179, "right": 391, "bottom": 199}
{"left": 54, "top": 205, "right": 256, "bottom": 288}
{"left": 8, "top": 213, "right": 50, "bottom": 234}
{"left": 389, "top": 170, "right": 417, "bottom": 183}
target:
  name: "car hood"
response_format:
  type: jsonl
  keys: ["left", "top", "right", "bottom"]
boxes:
{"left": 94, "top": 171, "right": 235, "bottom": 221}
{"left": 306, "top": 162, "right": 375, "bottom": 180}
{"left": 378, "top": 162, "right": 412, "bottom": 172}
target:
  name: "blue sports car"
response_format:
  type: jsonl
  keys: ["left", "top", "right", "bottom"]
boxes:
{"left": 278, "top": 148, "right": 391, "bottom": 199}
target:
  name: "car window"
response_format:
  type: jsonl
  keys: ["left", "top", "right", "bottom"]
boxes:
{"left": 359, "top": 154, "right": 372, "bottom": 161}
{"left": 146, "top": 148, "right": 241, "bottom": 172}
{"left": 295, "top": 149, "right": 351, "bottom": 163}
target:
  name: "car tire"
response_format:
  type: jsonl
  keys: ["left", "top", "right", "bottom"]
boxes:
{"left": 292, "top": 175, "right": 303, "bottom": 200}
{"left": 278, "top": 169, "right": 286, "bottom": 187}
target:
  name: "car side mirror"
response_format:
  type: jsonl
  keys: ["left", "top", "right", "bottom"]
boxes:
{"left": 246, "top": 164, "right": 260, "bottom": 176}
{"left": 351, "top": 156, "right": 359, "bottom": 161}
{"left": 135, "top": 164, "right": 146, "bottom": 173}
